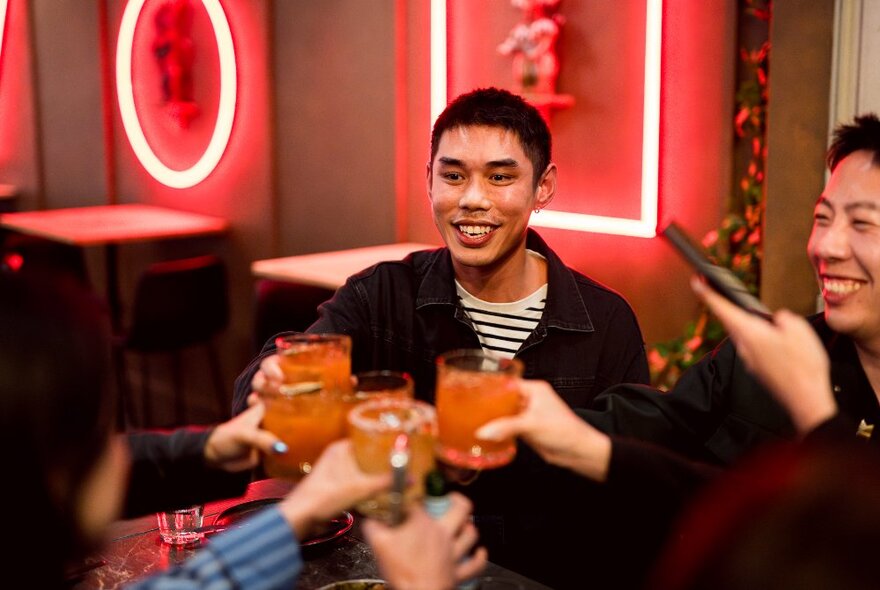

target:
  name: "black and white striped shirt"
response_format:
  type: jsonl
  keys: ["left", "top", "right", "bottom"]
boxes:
{"left": 456, "top": 281, "right": 548, "bottom": 359}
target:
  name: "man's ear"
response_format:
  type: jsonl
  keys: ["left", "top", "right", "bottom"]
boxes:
{"left": 534, "top": 163, "right": 557, "bottom": 211}
{"left": 426, "top": 161, "right": 434, "bottom": 202}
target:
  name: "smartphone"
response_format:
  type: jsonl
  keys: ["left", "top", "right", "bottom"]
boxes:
{"left": 661, "top": 221, "right": 772, "bottom": 319}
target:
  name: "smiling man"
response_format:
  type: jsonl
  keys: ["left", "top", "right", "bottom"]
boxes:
{"left": 811, "top": 148, "right": 880, "bottom": 349}
{"left": 235, "top": 88, "right": 648, "bottom": 410}
{"left": 449, "top": 114, "right": 880, "bottom": 588}
{"left": 233, "top": 87, "right": 649, "bottom": 586}
{"left": 585, "top": 113, "right": 880, "bottom": 465}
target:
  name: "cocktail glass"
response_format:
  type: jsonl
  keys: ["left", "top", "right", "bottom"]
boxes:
{"left": 435, "top": 349, "right": 523, "bottom": 470}
{"left": 348, "top": 398, "right": 437, "bottom": 523}
{"left": 261, "top": 383, "right": 346, "bottom": 480}
{"left": 343, "top": 370, "right": 414, "bottom": 419}
{"left": 275, "top": 333, "right": 352, "bottom": 396}
{"left": 262, "top": 333, "right": 352, "bottom": 479}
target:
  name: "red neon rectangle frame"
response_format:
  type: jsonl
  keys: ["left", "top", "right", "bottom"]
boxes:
{"left": 431, "top": 0, "right": 662, "bottom": 238}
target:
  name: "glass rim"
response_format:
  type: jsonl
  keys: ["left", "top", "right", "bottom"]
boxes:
{"left": 354, "top": 370, "right": 413, "bottom": 388}
{"left": 347, "top": 398, "right": 437, "bottom": 433}
{"left": 275, "top": 332, "right": 351, "bottom": 351}
{"left": 436, "top": 348, "right": 523, "bottom": 373}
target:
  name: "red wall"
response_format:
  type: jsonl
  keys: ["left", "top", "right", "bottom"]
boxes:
{"left": 1, "top": 0, "right": 738, "bottom": 367}
{"left": 404, "top": 0, "right": 737, "bottom": 344}
{"left": 0, "top": 0, "right": 40, "bottom": 211}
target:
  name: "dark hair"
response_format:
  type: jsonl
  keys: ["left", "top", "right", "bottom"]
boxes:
{"left": 651, "top": 442, "right": 880, "bottom": 590}
{"left": 430, "top": 87, "right": 552, "bottom": 187}
{"left": 0, "top": 271, "right": 114, "bottom": 586}
{"left": 827, "top": 113, "right": 880, "bottom": 171}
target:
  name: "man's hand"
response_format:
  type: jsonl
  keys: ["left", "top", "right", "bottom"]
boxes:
{"left": 278, "top": 439, "right": 391, "bottom": 539}
{"left": 476, "top": 380, "right": 612, "bottom": 482}
{"left": 251, "top": 354, "right": 285, "bottom": 395}
{"left": 692, "top": 276, "right": 837, "bottom": 434}
{"left": 203, "top": 394, "right": 286, "bottom": 472}
{"left": 363, "top": 493, "right": 487, "bottom": 590}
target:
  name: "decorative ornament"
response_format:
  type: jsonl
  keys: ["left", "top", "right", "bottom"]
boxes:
{"left": 498, "top": 0, "right": 573, "bottom": 124}
{"left": 152, "top": 0, "right": 200, "bottom": 128}
{"left": 117, "top": 0, "right": 237, "bottom": 189}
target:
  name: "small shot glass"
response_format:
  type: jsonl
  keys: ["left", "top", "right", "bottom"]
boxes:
{"left": 156, "top": 504, "right": 204, "bottom": 545}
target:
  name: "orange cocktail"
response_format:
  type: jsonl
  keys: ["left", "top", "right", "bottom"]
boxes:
{"left": 261, "top": 383, "right": 346, "bottom": 479}
{"left": 275, "top": 333, "right": 352, "bottom": 397}
{"left": 348, "top": 398, "right": 437, "bottom": 523}
{"left": 262, "top": 334, "right": 352, "bottom": 479}
{"left": 435, "top": 350, "right": 523, "bottom": 470}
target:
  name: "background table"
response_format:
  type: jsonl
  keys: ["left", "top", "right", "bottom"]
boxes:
{"left": 251, "top": 242, "right": 436, "bottom": 289}
{"left": 249, "top": 242, "right": 438, "bottom": 346}
{"left": 72, "top": 479, "right": 552, "bottom": 590}
{"left": 0, "top": 203, "right": 229, "bottom": 330}
{"left": 1, "top": 204, "right": 230, "bottom": 427}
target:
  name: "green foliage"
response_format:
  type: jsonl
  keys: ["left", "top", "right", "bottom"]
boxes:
{"left": 649, "top": 0, "right": 770, "bottom": 390}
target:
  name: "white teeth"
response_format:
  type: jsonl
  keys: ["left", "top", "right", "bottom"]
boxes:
{"left": 458, "top": 225, "right": 494, "bottom": 237}
{"left": 824, "top": 278, "right": 863, "bottom": 295}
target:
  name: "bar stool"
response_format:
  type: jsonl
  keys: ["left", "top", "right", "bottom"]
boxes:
{"left": 117, "top": 255, "right": 229, "bottom": 427}
{"left": 252, "top": 279, "right": 333, "bottom": 351}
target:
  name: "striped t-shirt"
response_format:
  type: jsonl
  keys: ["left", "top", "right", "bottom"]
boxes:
{"left": 456, "top": 280, "right": 548, "bottom": 359}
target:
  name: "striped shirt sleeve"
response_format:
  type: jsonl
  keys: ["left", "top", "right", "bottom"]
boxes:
{"left": 126, "top": 507, "right": 302, "bottom": 590}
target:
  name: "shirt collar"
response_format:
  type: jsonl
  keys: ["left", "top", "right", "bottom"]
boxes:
{"left": 416, "top": 229, "right": 594, "bottom": 333}
{"left": 816, "top": 316, "right": 880, "bottom": 421}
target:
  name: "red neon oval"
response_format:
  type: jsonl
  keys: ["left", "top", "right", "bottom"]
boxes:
{"left": 116, "top": 0, "right": 237, "bottom": 189}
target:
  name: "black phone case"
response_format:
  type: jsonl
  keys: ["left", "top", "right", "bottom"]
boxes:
{"left": 662, "top": 221, "right": 772, "bottom": 319}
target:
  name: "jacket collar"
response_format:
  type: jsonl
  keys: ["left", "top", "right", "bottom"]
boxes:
{"left": 415, "top": 229, "right": 594, "bottom": 333}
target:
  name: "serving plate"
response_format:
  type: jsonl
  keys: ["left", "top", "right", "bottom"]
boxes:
{"left": 212, "top": 498, "right": 354, "bottom": 548}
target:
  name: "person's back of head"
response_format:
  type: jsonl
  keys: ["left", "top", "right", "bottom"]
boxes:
{"left": 650, "top": 441, "right": 880, "bottom": 590}
{"left": 827, "top": 112, "right": 880, "bottom": 171}
{"left": 0, "top": 271, "right": 114, "bottom": 586}
{"left": 430, "top": 87, "right": 552, "bottom": 186}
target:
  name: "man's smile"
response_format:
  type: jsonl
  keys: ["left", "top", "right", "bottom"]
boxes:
{"left": 456, "top": 224, "right": 497, "bottom": 238}
{"left": 822, "top": 276, "right": 864, "bottom": 295}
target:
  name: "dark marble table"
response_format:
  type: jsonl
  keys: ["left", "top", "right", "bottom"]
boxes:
{"left": 71, "top": 479, "right": 551, "bottom": 590}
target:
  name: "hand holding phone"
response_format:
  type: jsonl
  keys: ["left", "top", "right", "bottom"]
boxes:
{"left": 661, "top": 221, "right": 772, "bottom": 320}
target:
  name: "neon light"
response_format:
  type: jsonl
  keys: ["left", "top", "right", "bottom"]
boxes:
{"left": 116, "top": 0, "right": 237, "bottom": 189}
{"left": 0, "top": 0, "right": 8, "bottom": 73}
{"left": 430, "top": 0, "right": 447, "bottom": 127}
{"left": 431, "top": 0, "right": 662, "bottom": 238}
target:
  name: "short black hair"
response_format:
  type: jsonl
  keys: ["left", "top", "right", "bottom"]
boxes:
{"left": 430, "top": 87, "right": 552, "bottom": 187}
{"left": 827, "top": 113, "right": 880, "bottom": 171}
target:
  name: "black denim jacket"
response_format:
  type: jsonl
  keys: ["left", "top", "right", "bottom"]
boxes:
{"left": 233, "top": 229, "right": 648, "bottom": 413}
{"left": 586, "top": 314, "right": 880, "bottom": 465}
{"left": 231, "top": 230, "right": 649, "bottom": 587}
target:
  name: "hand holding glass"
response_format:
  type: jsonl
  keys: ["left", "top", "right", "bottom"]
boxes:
{"left": 435, "top": 350, "right": 523, "bottom": 470}
{"left": 261, "top": 334, "right": 351, "bottom": 479}
{"left": 348, "top": 398, "right": 437, "bottom": 523}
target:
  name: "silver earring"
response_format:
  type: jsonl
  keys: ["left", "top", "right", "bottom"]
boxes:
{"left": 534, "top": 207, "right": 541, "bottom": 214}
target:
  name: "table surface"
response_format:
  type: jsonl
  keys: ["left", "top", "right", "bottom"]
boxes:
{"left": 0, "top": 203, "right": 229, "bottom": 246}
{"left": 251, "top": 242, "right": 437, "bottom": 290}
{"left": 71, "top": 479, "right": 552, "bottom": 590}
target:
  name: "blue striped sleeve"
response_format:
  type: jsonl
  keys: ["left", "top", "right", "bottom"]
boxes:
{"left": 126, "top": 506, "right": 302, "bottom": 590}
